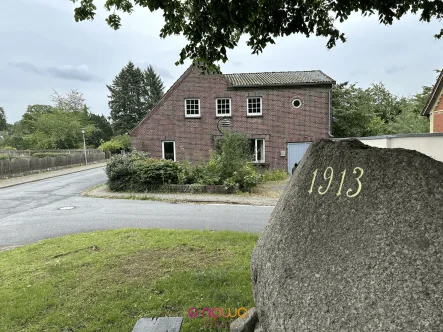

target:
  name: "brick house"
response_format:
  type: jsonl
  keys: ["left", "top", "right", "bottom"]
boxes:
{"left": 422, "top": 70, "right": 443, "bottom": 132}
{"left": 130, "top": 66, "right": 335, "bottom": 172}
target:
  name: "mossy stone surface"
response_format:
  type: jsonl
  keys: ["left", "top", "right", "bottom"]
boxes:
{"left": 251, "top": 139, "right": 443, "bottom": 331}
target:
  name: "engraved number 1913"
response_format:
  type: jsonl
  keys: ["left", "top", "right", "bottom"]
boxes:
{"left": 308, "top": 166, "right": 364, "bottom": 197}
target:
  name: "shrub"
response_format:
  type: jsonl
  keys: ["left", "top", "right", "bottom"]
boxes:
{"left": 224, "top": 164, "right": 262, "bottom": 191}
{"left": 32, "top": 152, "right": 69, "bottom": 158}
{"left": 176, "top": 132, "right": 262, "bottom": 192}
{"left": 105, "top": 151, "right": 150, "bottom": 191}
{"left": 1, "top": 146, "right": 16, "bottom": 151}
{"left": 0, "top": 154, "right": 8, "bottom": 160}
{"left": 189, "top": 183, "right": 205, "bottom": 193}
{"left": 99, "top": 140, "right": 123, "bottom": 154}
{"left": 132, "top": 158, "right": 181, "bottom": 191}
{"left": 106, "top": 151, "right": 182, "bottom": 192}
{"left": 99, "top": 134, "right": 132, "bottom": 154}
{"left": 261, "top": 169, "right": 289, "bottom": 182}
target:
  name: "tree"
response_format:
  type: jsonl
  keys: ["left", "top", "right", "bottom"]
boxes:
{"left": 85, "top": 113, "right": 114, "bottom": 147}
{"left": 385, "top": 86, "right": 431, "bottom": 134}
{"left": 332, "top": 82, "right": 433, "bottom": 137}
{"left": 22, "top": 110, "right": 84, "bottom": 149}
{"left": 143, "top": 65, "right": 165, "bottom": 112}
{"left": 0, "top": 107, "right": 6, "bottom": 131}
{"left": 20, "top": 105, "right": 54, "bottom": 135}
{"left": 332, "top": 82, "right": 386, "bottom": 138}
{"left": 107, "top": 61, "right": 148, "bottom": 134}
{"left": 51, "top": 89, "right": 87, "bottom": 113}
{"left": 366, "top": 83, "right": 402, "bottom": 123}
{"left": 72, "top": 0, "right": 443, "bottom": 71}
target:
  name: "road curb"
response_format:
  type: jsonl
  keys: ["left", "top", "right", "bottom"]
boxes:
{"left": 83, "top": 184, "right": 279, "bottom": 206}
{"left": 0, "top": 163, "right": 106, "bottom": 189}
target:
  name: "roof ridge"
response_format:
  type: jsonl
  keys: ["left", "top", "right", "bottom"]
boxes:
{"left": 421, "top": 70, "right": 443, "bottom": 116}
{"left": 224, "top": 70, "right": 322, "bottom": 75}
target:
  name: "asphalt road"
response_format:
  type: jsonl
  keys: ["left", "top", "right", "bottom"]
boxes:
{"left": 0, "top": 167, "right": 273, "bottom": 247}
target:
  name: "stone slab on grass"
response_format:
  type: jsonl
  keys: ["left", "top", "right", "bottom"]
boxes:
{"left": 132, "top": 317, "right": 182, "bottom": 332}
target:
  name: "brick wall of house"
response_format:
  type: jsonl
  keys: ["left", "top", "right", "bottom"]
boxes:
{"left": 130, "top": 66, "right": 331, "bottom": 170}
{"left": 434, "top": 112, "right": 443, "bottom": 133}
{"left": 432, "top": 94, "right": 443, "bottom": 133}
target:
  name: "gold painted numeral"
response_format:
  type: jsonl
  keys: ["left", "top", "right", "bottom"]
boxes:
{"left": 308, "top": 166, "right": 364, "bottom": 198}
{"left": 308, "top": 169, "right": 318, "bottom": 194}
{"left": 346, "top": 167, "right": 364, "bottom": 198}
{"left": 318, "top": 167, "right": 334, "bottom": 195}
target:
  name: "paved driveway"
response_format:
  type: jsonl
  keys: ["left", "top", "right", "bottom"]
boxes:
{"left": 0, "top": 167, "right": 273, "bottom": 248}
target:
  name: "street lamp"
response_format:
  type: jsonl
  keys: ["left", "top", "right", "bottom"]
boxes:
{"left": 81, "top": 128, "right": 88, "bottom": 165}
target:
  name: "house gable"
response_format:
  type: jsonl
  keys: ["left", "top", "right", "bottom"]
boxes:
{"left": 422, "top": 70, "right": 443, "bottom": 133}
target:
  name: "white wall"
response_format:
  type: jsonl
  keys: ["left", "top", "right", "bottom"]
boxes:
{"left": 342, "top": 134, "right": 443, "bottom": 163}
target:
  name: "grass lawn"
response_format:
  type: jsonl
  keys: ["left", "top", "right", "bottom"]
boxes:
{"left": 0, "top": 229, "right": 258, "bottom": 332}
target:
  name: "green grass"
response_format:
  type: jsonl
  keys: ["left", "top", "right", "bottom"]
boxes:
{"left": 0, "top": 229, "right": 258, "bottom": 332}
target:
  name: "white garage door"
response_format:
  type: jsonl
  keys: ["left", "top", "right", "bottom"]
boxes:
{"left": 287, "top": 142, "right": 311, "bottom": 174}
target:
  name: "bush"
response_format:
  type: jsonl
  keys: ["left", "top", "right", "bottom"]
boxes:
{"left": 224, "top": 164, "right": 262, "bottom": 191}
{"left": 106, "top": 151, "right": 181, "bottom": 192}
{"left": 99, "top": 134, "right": 132, "bottom": 154}
{"left": 105, "top": 151, "right": 149, "bottom": 191}
{"left": 32, "top": 152, "right": 69, "bottom": 158}
{"left": 0, "top": 154, "right": 8, "bottom": 160}
{"left": 132, "top": 159, "right": 181, "bottom": 191}
{"left": 106, "top": 132, "right": 262, "bottom": 193}
{"left": 176, "top": 133, "right": 261, "bottom": 191}
{"left": 261, "top": 169, "right": 289, "bottom": 182}
{"left": 0, "top": 146, "right": 16, "bottom": 151}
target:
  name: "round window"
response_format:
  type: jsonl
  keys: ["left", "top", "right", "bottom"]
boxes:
{"left": 292, "top": 98, "right": 302, "bottom": 108}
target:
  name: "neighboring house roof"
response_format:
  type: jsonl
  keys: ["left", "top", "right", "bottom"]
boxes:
{"left": 422, "top": 70, "right": 443, "bottom": 116}
{"left": 224, "top": 70, "right": 335, "bottom": 88}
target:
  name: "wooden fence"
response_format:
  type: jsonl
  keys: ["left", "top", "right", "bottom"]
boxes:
{"left": 0, "top": 151, "right": 108, "bottom": 179}
{"left": 0, "top": 149, "right": 103, "bottom": 157}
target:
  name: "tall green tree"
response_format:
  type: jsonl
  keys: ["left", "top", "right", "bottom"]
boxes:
{"left": 107, "top": 61, "right": 146, "bottom": 135}
{"left": 385, "top": 86, "right": 431, "bottom": 134}
{"left": 332, "top": 83, "right": 432, "bottom": 137}
{"left": 22, "top": 109, "right": 84, "bottom": 149}
{"left": 21, "top": 105, "right": 54, "bottom": 135}
{"left": 366, "top": 83, "right": 402, "bottom": 123}
{"left": 332, "top": 82, "right": 386, "bottom": 138}
{"left": 86, "top": 113, "right": 114, "bottom": 147}
{"left": 72, "top": 0, "right": 443, "bottom": 71}
{"left": 0, "top": 107, "right": 6, "bottom": 131}
{"left": 51, "top": 89, "right": 86, "bottom": 113}
{"left": 143, "top": 65, "right": 165, "bottom": 112}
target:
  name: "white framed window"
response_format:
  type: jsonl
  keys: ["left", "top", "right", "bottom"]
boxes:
{"left": 216, "top": 98, "right": 231, "bottom": 117}
{"left": 162, "top": 141, "right": 176, "bottom": 161}
{"left": 184, "top": 99, "right": 200, "bottom": 117}
{"left": 247, "top": 97, "right": 262, "bottom": 116}
{"left": 292, "top": 98, "right": 302, "bottom": 108}
{"left": 249, "top": 139, "right": 265, "bottom": 163}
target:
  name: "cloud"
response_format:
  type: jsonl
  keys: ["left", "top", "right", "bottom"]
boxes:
{"left": 9, "top": 62, "right": 101, "bottom": 82}
{"left": 385, "top": 64, "right": 407, "bottom": 75}
{"left": 153, "top": 66, "right": 174, "bottom": 80}
{"left": 137, "top": 62, "right": 175, "bottom": 80}
{"left": 230, "top": 61, "right": 244, "bottom": 67}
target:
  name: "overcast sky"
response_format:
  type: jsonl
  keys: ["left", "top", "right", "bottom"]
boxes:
{"left": 1, "top": 0, "right": 442, "bottom": 123}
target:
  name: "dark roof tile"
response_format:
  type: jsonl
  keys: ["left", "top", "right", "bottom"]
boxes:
{"left": 224, "top": 70, "right": 335, "bottom": 87}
